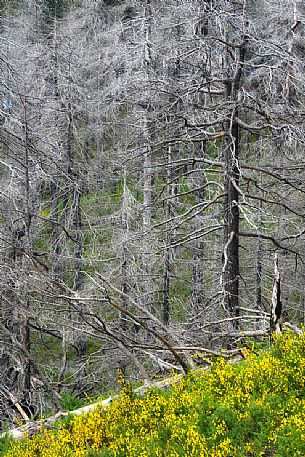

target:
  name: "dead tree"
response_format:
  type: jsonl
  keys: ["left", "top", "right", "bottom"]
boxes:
{"left": 270, "top": 253, "right": 282, "bottom": 337}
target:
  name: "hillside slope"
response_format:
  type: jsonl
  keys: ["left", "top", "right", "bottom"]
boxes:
{"left": 2, "top": 332, "right": 305, "bottom": 457}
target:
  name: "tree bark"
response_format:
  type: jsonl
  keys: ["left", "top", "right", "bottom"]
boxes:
{"left": 223, "top": 118, "right": 240, "bottom": 321}
{"left": 270, "top": 253, "right": 282, "bottom": 336}
{"left": 162, "top": 144, "right": 177, "bottom": 325}
{"left": 222, "top": 32, "right": 247, "bottom": 325}
{"left": 190, "top": 142, "right": 206, "bottom": 318}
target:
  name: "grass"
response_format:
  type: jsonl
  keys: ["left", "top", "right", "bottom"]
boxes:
{"left": 2, "top": 331, "right": 305, "bottom": 456}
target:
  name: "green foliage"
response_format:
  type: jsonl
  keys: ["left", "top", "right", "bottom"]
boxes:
{"left": 4, "top": 332, "right": 305, "bottom": 456}
{"left": 59, "top": 393, "right": 87, "bottom": 411}
{"left": 0, "top": 435, "right": 13, "bottom": 456}
{"left": 55, "top": 413, "right": 75, "bottom": 432}
{"left": 206, "top": 141, "right": 219, "bottom": 158}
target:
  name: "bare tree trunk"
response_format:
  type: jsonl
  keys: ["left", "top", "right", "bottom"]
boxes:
{"left": 256, "top": 239, "right": 263, "bottom": 309}
{"left": 223, "top": 117, "right": 240, "bottom": 322}
{"left": 162, "top": 146, "right": 172, "bottom": 326}
{"left": 255, "top": 136, "right": 264, "bottom": 311}
{"left": 120, "top": 243, "right": 128, "bottom": 332}
{"left": 50, "top": 181, "right": 63, "bottom": 278}
{"left": 222, "top": 32, "right": 247, "bottom": 326}
{"left": 162, "top": 144, "right": 177, "bottom": 325}
{"left": 21, "top": 97, "right": 32, "bottom": 400}
{"left": 142, "top": 126, "right": 153, "bottom": 312}
{"left": 270, "top": 253, "right": 282, "bottom": 337}
{"left": 73, "top": 188, "right": 86, "bottom": 361}
{"left": 190, "top": 142, "right": 206, "bottom": 318}
{"left": 141, "top": 0, "right": 154, "bottom": 312}
{"left": 120, "top": 171, "right": 129, "bottom": 333}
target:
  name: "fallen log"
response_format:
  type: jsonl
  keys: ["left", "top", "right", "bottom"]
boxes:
{"left": 2, "top": 396, "right": 114, "bottom": 440}
{"left": 1, "top": 353, "right": 234, "bottom": 441}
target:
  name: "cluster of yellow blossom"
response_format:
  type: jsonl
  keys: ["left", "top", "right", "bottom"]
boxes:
{"left": 4, "top": 331, "right": 305, "bottom": 456}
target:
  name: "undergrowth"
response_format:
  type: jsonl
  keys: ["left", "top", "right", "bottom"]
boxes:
{"left": 3, "top": 331, "right": 305, "bottom": 456}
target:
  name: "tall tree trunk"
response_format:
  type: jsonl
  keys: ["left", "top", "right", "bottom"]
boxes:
{"left": 142, "top": 125, "right": 153, "bottom": 312}
{"left": 50, "top": 181, "right": 63, "bottom": 278}
{"left": 73, "top": 188, "right": 86, "bottom": 362}
{"left": 141, "top": 0, "right": 153, "bottom": 312}
{"left": 256, "top": 239, "right": 263, "bottom": 309}
{"left": 120, "top": 171, "right": 129, "bottom": 333}
{"left": 162, "top": 145, "right": 177, "bottom": 325}
{"left": 21, "top": 97, "right": 32, "bottom": 400}
{"left": 223, "top": 118, "right": 240, "bottom": 321}
{"left": 255, "top": 137, "right": 263, "bottom": 311}
{"left": 190, "top": 142, "right": 206, "bottom": 318}
{"left": 270, "top": 253, "right": 282, "bottom": 336}
{"left": 222, "top": 32, "right": 247, "bottom": 325}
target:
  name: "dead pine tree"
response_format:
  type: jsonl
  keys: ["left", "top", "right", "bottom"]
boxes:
{"left": 270, "top": 253, "right": 282, "bottom": 341}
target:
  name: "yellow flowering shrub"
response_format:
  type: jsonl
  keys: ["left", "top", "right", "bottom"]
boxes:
{"left": 3, "top": 331, "right": 305, "bottom": 456}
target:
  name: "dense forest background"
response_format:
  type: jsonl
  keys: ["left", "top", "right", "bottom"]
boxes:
{"left": 1, "top": 0, "right": 305, "bottom": 423}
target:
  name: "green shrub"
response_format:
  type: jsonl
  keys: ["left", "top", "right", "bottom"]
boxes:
{"left": 4, "top": 332, "right": 305, "bottom": 457}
